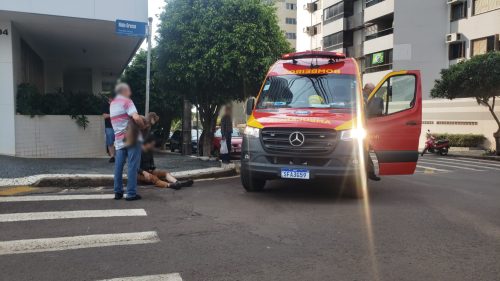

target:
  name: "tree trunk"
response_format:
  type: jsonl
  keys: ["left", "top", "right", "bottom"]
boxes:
{"left": 182, "top": 99, "right": 192, "bottom": 155}
{"left": 494, "top": 130, "right": 500, "bottom": 156}
{"left": 198, "top": 103, "right": 220, "bottom": 157}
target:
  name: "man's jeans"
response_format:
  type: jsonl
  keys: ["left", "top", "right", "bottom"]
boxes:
{"left": 114, "top": 143, "right": 141, "bottom": 197}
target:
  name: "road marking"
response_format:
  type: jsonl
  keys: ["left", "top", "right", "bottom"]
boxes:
{"left": 421, "top": 158, "right": 498, "bottom": 170}
{"left": 451, "top": 158, "right": 500, "bottom": 168}
{"left": 98, "top": 273, "right": 183, "bottom": 281}
{"left": 418, "top": 160, "right": 485, "bottom": 171}
{"left": 0, "top": 231, "right": 159, "bottom": 256}
{"left": 0, "top": 209, "right": 147, "bottom": 222}
{"left": 0, "top": 194, "right": 114, "bottom": 202}
{"left": 426, "top": 159, "right": 498, "bottom": 170}
{"left": 416, "top": 165, "right": 450, "bottom": 172}
{"left": 0, "top": 186, "right": 38, "bottom": 196}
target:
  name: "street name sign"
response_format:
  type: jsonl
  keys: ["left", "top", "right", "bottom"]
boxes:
{"left": 115, "top": 19, "right": 147, "bottom": 37}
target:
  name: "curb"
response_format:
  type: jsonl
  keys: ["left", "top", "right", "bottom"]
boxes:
{"left": 0, "top": 167, "right": 237, "bottom": 188}
{"left": 447, "top": 154, "right": 500, "bottom": 162}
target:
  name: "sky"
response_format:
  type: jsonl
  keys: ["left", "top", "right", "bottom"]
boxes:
{"left": 140, "top": 0, "right": 165, "bottom": 49}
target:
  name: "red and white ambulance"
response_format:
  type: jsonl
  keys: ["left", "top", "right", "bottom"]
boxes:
{"left": 240, "top": 51, "right": 422, "bottom": 195}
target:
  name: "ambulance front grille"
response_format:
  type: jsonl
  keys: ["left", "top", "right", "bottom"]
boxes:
{"left": 260, "top": 128, "right": 338, "bottom": 155}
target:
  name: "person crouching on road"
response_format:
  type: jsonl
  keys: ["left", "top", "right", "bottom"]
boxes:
{"left": 138, "top": 136, "right": 194, "bottom": 190}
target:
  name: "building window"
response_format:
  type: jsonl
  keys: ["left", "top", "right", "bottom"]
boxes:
{"left": 323, "top": 1, "right": 344, "bottom": 24}
{"left": 471, "top": 35, "right": 498, "bottom": 56}
{"left": 286, "top": 3, "right": 296, "bottom": 10}
{"left": 450, "top": 2, "right": 466, "bottom": 21}
{"left": 285, "top": 18, "right": 297, "bottom": 25}
{"left": 323, "top": 31, "right": 343, "bottom": 49}
{"left": 365, "top": 49, "right": 393, "bottom": 73}
{"left": 473, "top": 0, "right": 500, "bottom": 15}
{"left": 449, "top": 42, "right": 465, "bottom": 60}
{"left": 286, "top": 32, "right": 297, "bottom": 40}
{"left": 365, "top": 0, "right": 385, "bottom": 8}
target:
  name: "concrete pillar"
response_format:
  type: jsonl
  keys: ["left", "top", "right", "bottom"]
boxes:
{"left": 0, "top": 21, "right": 16, "bottom": 155}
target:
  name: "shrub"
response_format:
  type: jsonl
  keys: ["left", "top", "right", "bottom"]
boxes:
{"left": 16, "top": 83, "right": 103, "bottom": 116}
{"left": 433, "top": 133, "right": 486, "bottom": 147}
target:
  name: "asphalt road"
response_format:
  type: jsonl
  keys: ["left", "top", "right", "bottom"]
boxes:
{"left": 0, "top": 155, "right": 499, "bottom": 281}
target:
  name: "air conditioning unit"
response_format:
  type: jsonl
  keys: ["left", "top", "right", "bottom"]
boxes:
{"left": 447, "top": 0, "right": 465, "bottom": 4}
{"left": 303, "top": 26, "right": 315, "bottom": 36}
{"left": 446, "top": 33, "right": 462, "bottom": 43}
{"left": 304, "top": 3, "right": 316, "bottom": 12}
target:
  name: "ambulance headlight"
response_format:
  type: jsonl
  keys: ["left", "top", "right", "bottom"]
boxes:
{"left": 340, "top": 128, "right": 366, "bottom": 141}
{"left": 244, "top": 126, "right": 260, "bottom": 138}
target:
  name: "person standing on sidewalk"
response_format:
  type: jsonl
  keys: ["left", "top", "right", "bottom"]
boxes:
{"left": 110, "top": 83, "right": 145, "bottom": 201}
{"left": 102, "top": 94, "right": 115, "bottom": 163}
{"left": 220, "top": 105, "right": 233, "bottom": 164}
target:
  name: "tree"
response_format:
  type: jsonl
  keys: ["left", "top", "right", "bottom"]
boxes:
{"left": 431, "top": 52, "right": 500, "bottom": 155}
{"left": 121, "top": 49, "right": 183, "bottom": 146}
{"left": 156, "top": 0, "right": 291, "bottom": 156}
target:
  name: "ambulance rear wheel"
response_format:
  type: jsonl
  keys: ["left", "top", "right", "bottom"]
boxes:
{"left": 241, "top": 170, "right": 266, "bottom": 192}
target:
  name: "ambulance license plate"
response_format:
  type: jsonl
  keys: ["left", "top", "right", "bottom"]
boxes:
{"left": 281, "top": 168, "right": 310, "bottom": 179}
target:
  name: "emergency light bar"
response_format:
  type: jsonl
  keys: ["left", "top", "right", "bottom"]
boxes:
{"left": 281, "top": 51, "right": 346, "bottom": 60}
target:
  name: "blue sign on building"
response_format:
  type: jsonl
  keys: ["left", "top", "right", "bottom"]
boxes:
{"left": 115, "top": 19, "right": 147, "bottom": 37}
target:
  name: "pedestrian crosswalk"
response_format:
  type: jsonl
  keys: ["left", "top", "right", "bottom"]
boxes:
{"left": 416, "top": 156, "right": 500, "bottom": 174}
{"left": 0, "top": 193, "right": 183, "bottom": 280}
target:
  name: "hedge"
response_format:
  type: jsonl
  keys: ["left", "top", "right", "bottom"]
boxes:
{"left": 433, "top": 133, "right": 486, "bottom": 147}
{"left": 16, "top": 83, "right": 103, "bottom": 116}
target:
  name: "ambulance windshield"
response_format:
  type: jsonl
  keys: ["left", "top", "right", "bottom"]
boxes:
{"left": 256, "top": 74, "right": 358, "bottom": 110}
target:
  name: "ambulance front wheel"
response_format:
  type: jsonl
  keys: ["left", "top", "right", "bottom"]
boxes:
{"left": 241, "top": 169, "right": 266, "bottom": 192}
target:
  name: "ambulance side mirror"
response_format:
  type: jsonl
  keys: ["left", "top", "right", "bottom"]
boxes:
{"left": 245, "top": 98, "right": 255, "bottom": 116}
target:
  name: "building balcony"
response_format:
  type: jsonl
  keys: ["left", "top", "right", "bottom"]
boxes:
{"left": 364, "top": 32, "right": 393, "bottom": 55}
{"left": 322, "top": 17, "right": 345, "bottom": 36}
{"left": 364, "top": 0, "right": 394, "bottom": 23}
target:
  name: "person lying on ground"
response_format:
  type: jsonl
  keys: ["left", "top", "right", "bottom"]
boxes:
{"left": 138, "top": 136, "right": 193, "bottom": 190}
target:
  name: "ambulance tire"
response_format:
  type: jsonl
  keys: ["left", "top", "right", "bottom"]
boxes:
{"left": 241, "top": 170, "right": 266, "bottom": 192}
{"left": 342, "top": 176, "right": 365, "bottom": 199}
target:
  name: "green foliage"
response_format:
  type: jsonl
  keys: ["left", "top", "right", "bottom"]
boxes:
{"left": 16, "top": 83, "right": 102, "bottom": 129}
{"left": 156, "top": 0, "right": 291, "bottom": 155}
{"left": 433, "top": 133, "right": 486, "bottom": 148}
{"left": 121, "top": 49, "right": 183, "bottom": 136}
{"left": 431, "top": 52, "right": 500, "bottom": 100}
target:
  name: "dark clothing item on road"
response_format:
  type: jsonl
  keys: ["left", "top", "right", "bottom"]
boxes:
{"left": 139, "top": 150, "right": 155, "bottom": 174}
{"left": 102, "top": 101, "right": 113, "bottom": 128}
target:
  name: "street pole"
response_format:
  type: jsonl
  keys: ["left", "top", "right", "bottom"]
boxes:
{"left": 145, "top": 17, "right": 153, "bottom": 114}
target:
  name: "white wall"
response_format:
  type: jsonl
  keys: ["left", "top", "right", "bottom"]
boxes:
{"left": 15, "top": 115, "right": 106, "bottom": 158}
{"left": 0, "top": 0, "right": 148, "bottom": 23}
{"left": 297, "top": 0, "right": 323, "bottom": 51}
{"left": 0, "top": 21, "right": 16, "bottom": 156}
{"left": 393, "top": 0, "right": 449, "bottom": 100}
{"left": 364, "top": 0, "right": 394, "bottom": 22}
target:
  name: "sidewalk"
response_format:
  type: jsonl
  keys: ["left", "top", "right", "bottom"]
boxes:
{"left": 447, "top": 150, "right": 500, "bottom": 161}
{"left": 0, "top": 152, "right": 231, "bottom": 187}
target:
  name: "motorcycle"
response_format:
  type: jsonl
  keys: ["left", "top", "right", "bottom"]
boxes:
{"left": 421, "top": 130, "right": 450, "bottom": 156}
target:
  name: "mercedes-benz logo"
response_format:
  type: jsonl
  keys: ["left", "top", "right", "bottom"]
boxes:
{"left": 289, "top": 132, "right": 305, "bottom": 147}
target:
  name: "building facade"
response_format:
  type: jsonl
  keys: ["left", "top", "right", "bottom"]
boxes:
{"left": 297, "top": 0, "right": 500, "bottom": 148}
{"left": 269, "top": 0, "right": 298, "bottom": 50}
{"left": 0, "top": 0, "right": 148, "bottom": 157}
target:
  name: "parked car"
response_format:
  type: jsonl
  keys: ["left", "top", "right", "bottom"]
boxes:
{"left": 169, "top": 129, "right": 202, "bottom": 153}
{"left": 213, "top": 128, "right": 243, "bottom": 156}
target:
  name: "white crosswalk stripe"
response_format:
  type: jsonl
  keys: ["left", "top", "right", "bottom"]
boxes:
{"left": 98, "top": 273, "right": 183, "bottom": 281}
{"left": 416, "top": 165, "right": 450, "bottom": 172}
{"left": 0, "top": 231, "right": 160, "bottom": 256}
{"left": 453, "top": 158, "right": 500, "bottom": 168}
{"left": 418, "top": 159, "right": 485, "bottom": 171}
{"left": 0, "top": 209, "right": 147, "bottom": 222}
{"left": 420, "top": 158, "right": 497, "bottom": 170}
{"left": 0, "top": 193, "right": 173, "bottom": 279}
{"left": 0, "top": 194, "right": 113, "bottom": 202}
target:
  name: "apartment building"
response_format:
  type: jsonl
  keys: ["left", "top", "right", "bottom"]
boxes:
{"left": 297, "top": 0, "right": 500, "bottom": 148}
{"left": 0, "top": 0, "right": 147, "bottom": 157}
{"left": 265, "top": 0, "right": 298, "bottom": 49}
